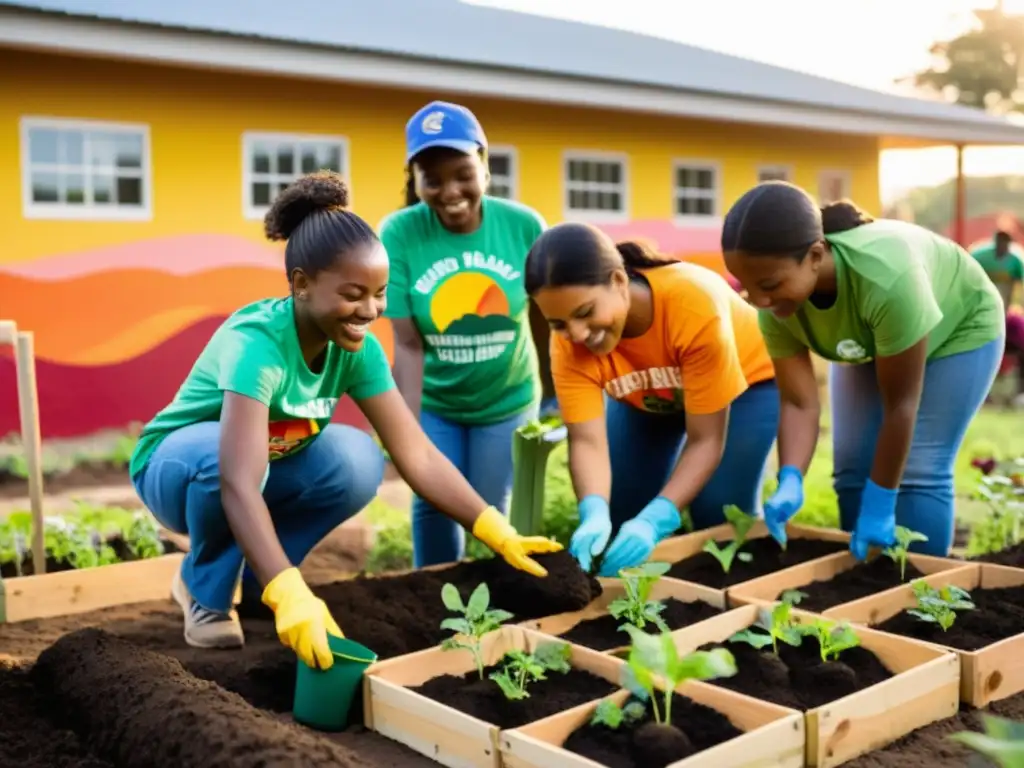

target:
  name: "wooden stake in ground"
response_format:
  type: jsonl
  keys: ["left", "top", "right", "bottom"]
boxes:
{"left": 0, "top": 320, "right": 46, "bottom": 574}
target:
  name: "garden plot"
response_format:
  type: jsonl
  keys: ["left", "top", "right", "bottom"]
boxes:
{"left": 821, "top": 561, "right": 1024, "bottom": 707}
{"left": 650, "top": 507, "right": 849, "bottom": 590}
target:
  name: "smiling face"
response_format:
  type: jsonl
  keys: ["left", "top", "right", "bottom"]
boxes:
{"left": 724, "top": 243, "right": 824, "bottom": 319}
{"left": 291, "top": 240, "right": 390, "bottom": 352}
{"left": 531, "top": 271, "right": 631, "bottom": 356}
{"left": 412, "top": 147, "right": 487, "bottom": 233}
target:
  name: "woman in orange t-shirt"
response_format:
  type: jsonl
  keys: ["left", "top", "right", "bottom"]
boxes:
{"left": 525, "top": 222, "right": 778, "bottom": 576}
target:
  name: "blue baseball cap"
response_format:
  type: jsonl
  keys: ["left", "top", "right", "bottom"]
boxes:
{"left": 405, "top": 101, "right": 487, "bottom": 163}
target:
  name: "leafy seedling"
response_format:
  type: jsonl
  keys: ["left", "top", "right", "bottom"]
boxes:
{"left": 907, "top": 582, "right": 975, "bottom": 632}
{"left": 489, "top": 641, "right": 571, "bottom": 700}
{"left": 948, "top": 712, "right": 1024, "bottom": 768}
{"left": 439, "top": 582, "right": 513, "bottom": 679}
{"left": 801, "top": 618, "right": 861, "bottom": 662}
{"left": 729, "top": 590, "right": 808, "bottom": 653}
{"left": 616, "top": 624, "right": 737, "bottom": 725}
{"left": 882, "top": 526, "right": 929, "bottom": 581}
{"left": 590, "top": 697, "right": 648, "bottom": 729}
{"left": 609, "top": 561, "right": 671, "bottom": 634}
{"left": 702, "top": 505, "right": 757, "bottom": 573}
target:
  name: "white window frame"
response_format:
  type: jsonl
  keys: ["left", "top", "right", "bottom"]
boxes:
{"left": 20, "top": 116, "right": 153, "bottom": 221}
{"left": 486, "top": 144, "right": 518, "bottom": 200}
{"left": 757, "top": 164, "right": 794, "bottom": 184}
{"left": 672, "top": 158, "right": 721, "bottom": 226}
{"left": 818, "top": 169, "right": 853, "bottom": 205}
{"left": 241, "top": 131, "right": 351, "bottom": 220}
{"left": 562, "top": 150, "right": 629, "bottom": 222}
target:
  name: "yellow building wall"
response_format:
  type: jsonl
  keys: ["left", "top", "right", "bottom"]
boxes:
{"left": 0, "top": 49, "right": 880, "bottom": 437}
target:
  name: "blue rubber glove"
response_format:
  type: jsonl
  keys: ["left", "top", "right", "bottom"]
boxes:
{"left": 849, "top": 480, "right": 898, "bottom": 561}
{"left": 569, "top": 495, "right": 612, "bottom": 572}
{"left": 764, "top": 465, "right": 804, "bottom": 547}
{"left": 539, "top": 396, "right": 560, "bottom": 419}
{"left": 598, "top": 496, "right": 681, "bottom": 577}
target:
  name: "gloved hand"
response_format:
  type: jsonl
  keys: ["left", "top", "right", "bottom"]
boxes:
{"left": 764, "top": 465, "right": 805, "bottom": 546}
{"left": 262, "top": 567, "right": 343, "bottom": 670}
{"left": 598, "top": 496, "right": 681, "bottom": 577}
{"left": 472, "top": 506, "right": 563, "bottom": 577}
{"left": 849, "top": 480, "right": 898, "bottom": 561}
{"left": 569, "top": 495, "right": 612, "bottom": 572}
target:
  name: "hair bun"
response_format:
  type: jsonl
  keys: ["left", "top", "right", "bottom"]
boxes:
{"left": 264, "top": 170, "right": 350, "bottom": 241}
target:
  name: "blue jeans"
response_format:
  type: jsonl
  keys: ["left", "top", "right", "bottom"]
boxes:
{"left": 132, "top": 422, "right": 384, "bottom": 612}
{"left": 412, "top": 407, "right": 536, "bottom": 568}
{"left": 831, "top": 337, "right": 1004, "bottom": 556}
{"left": 606, "top": 380, "right": 780, "bottom": 530}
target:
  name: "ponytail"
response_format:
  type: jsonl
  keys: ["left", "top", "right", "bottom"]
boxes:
{"left": 614, "top": 241, "right": 679, "bottom": 275}
{"left": 820, "top": 200, "right": 873, "bottom": 235}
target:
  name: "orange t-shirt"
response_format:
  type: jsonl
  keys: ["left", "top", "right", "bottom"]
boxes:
{"left": 551, "top": 262, "right": 775, "bottom": 423}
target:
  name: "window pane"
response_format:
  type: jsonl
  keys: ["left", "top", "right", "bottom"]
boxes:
{"left": 300, "top": 145, "right": 319, "bottom": 174}
{"left": 696, "top": 197, "right": 713, "bottom": 215}
{"left": 277, "top": 147, "right": 294, "bottom": 175}
{"left": 489, "top": 182, "right": 510, "bottom": 199}
{"left": 251, "top": 143, "right": 272, "bottom": 174}
{"left": 114, "top": 134, "right": 143, "bottom": 168}
{"left": 569, "top": 188, "right": 583, "bottom": 209}
{"left": 697, "top": 169, "right": 713, "bottom": 189}
{"left": 31, "top": 171, "right": 59, "bottom": 202}
{"left": 608, "top": 163, "right": 622, "bottom": 185}
{"left": 62, "top": 131, "right": 84, "bottom": 166}
{"left": 568, "top": 160, "right": 580, "bottom": 182}
{"left": 252, "top": 182, "right": 271, "bottom": 206}
{"left": 319, "top": 144, "right": 342, "bottom": 172}
{"left": 116, "top": 176, "right": 143, "bottom": 205}
{"left": 489, "top": 154, "right": 510, "bottom": 176}
{"left": 609, "top": 192, "right": 622, "bottom": 211}
{"left": 29, "top": 129, "right": 59, "bottom": 164}
{"left": 93, "top": 174, "right": 115, "bottom": 204}
{"left": 64, "top": 173, "right": 85, "bottom": 204}
{"left": 89, "top": 132, "right": 119, "bottom": 167}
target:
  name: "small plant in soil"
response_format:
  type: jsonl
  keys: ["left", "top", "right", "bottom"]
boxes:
{"left": 702, "top": 505, "right": 757, "bottom": 572}
{"left": 949, "top": 712, "right": 1024, "bottom": 767}
{"left": 489, "top": 641, "right": 571, "bottom": 700}
{"left": 439, "top": 582, "right": 513, "bottom": 679}
{"left": 608, "top": 561, "right": 671, "bottom": 634}
{"left": 967, "top": 463, "right": 1024, "bottom": 558}
{"left": 729, "top": 590, "right": 808, "bottom": 654}
{"left": 800, "top": 617, "right": 861, "bottom": 662}
{"left": 906, "top": 582, "right": 976, "bottom": 631}
{"left": 882, "top": 525, "right": 929, "bottom": 580}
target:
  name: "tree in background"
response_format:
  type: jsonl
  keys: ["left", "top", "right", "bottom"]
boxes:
{"left": 909, "top": 2, "right": 1024, "bottom": 113}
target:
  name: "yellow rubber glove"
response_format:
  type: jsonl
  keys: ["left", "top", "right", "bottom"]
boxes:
{"left": 262, "top": 567, "right": 343, "bottom": 670}
{"left": 471, "top": 506, "right": 563, "bottom": 577}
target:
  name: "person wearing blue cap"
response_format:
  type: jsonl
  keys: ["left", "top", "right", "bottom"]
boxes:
{"left": 379, "top": 101, "right": 551, "bottom": 567}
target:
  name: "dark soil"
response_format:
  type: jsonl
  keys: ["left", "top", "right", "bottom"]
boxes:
{"left": 845, "top": 693, "right": 1024, "bottom": 767}
{"left": 412, "top": 664, "right": 616, "bottom": 729}
{"left": 667, "top": 536, "right": 847, "bottom": 588}
{"left": 0, "top": 460, "right": 129, "bottom": 499}
{"left": 558, "top": 598, "right": 724, "bottom": 651}
{"left": 874, "top": 584, "right": 1024, "bottom": 651}
{"left": 699, "top": 633, "right": 893, "bottom": 710}
{"left": 789, "top": 557, "right": 927, "bottom": 612}
{"left": 562, "top": 693, "right": 744, "bottom": 768}
{"left": 974, "top": 541, "right": 1024, "bottom": 568}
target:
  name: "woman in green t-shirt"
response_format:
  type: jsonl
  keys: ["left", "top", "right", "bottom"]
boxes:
{"left": 130, "top": 172, "right": 560, "bottom": 667}
{"left": 722, "top": 181, "right": 1004, "bottom": 559}
{"left": 379, "top": 100, "right": 553, "bottom": 568}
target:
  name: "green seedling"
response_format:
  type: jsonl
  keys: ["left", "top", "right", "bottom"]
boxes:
{"left": 800, "top": 618, "right": 861, "bottom": 662}
{"left": 439, "top": 582, "right": 514, "bottom": 679}
{"left": 907, "top": 582, "right": 975, "bottom": 631}
{"left": 729, "top": 590, "right": 808, "bottom": 653}
{"left": 489, "top": 641, "right": 571, "bottom": 700}
{"left": 590, "top": 697, "right": 648, "bottom": 729}
{"left": 608, "top": 561, "right": 671, "bottom": 633}
{"left": 615, "top": 624, "right": 737, "bottom": 725}
{"left": 949, "top": 713, "right": 1024, "bottom": 767}
{"left": 882, "top": 526, "right": 929, "bottom": 581}
{"left": 702, "top": 505, "right": 756, "bottom": 573}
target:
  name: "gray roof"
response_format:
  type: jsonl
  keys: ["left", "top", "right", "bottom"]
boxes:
{"left": 1, "top": 0, "right": 1018, "bottom": 130}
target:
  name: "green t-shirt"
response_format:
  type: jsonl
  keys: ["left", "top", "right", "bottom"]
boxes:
{"left": 759, "top": 219, "right": 1004, "bottom": 364}
{"left": 379, "top": 196, "right": 545, "bottom": 424}
{"left": 970, "top": 239, "right": 1023, "bottom": 308}
{"left": 129, "top": 297, "right": 395, "bottom": 478}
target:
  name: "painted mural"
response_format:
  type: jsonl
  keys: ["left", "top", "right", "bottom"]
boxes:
{"left": 0, "top": 223, "right": 720, "bottom": 439}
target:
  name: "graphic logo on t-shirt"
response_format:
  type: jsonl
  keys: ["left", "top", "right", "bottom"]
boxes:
{"left": 416, "top": 252, "right": 520, "bottom": 365}
{"left": 836, "top": 339, "right": 868, "bottom": 361}
{"left": 607, "top": 367, "right": 685, "bottom": 413}
{"left": 268, "top": 418, "right": 319, "bottom": 460}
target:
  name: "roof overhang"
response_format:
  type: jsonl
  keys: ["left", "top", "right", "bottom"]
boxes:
{"left": 5, "top": 6, "right": 1024, "bottom": 147}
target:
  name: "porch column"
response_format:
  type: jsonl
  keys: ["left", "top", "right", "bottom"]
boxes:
{"left": 954, "top": 143, "right": 966, "bottom": 246}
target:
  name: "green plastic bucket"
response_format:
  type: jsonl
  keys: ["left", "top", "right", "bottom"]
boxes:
{"left": 292, "top": 633, "right": 377, "bottom": 732}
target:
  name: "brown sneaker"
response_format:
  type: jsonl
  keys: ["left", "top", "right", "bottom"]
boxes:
{"left": 170, "top": 569, "right": 244, "bottom": 649}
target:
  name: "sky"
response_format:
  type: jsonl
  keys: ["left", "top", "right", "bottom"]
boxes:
{"left": 468, "top": 0, "right": 1024, "bottom": 203}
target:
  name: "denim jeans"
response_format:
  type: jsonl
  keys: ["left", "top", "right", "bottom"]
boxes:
{"left": 412, "top": 407, "right": 536, "bottom": 568}
{"left": 132, "top": 422, "right": 384, "bottom": 612}
{"left": 606, "top": 380, "right": 780, "bottom": 530}
{"left": 831, "top": 337, "right": 1005, "bottom": 556}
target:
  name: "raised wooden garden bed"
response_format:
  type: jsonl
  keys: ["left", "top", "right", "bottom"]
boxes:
{"left": 501, "top": 679, "right": 805, "bottom": 768}
{"left": 518, "top": 575, "right": 725, "bottom": 655}
{"left": 650, "top": 521, "right": 851, "bottom": 590}
{"left": 820, "top": 562, "right": 1024, "bottom": 707}
{"left": 728, "top": 551, "right": 967, "bottom": 612}
{"left": 364, "top": 624, "right": 622, "bottom": 768}
{"left": 666, "top": 604, "right": 960, "bottom": 767}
